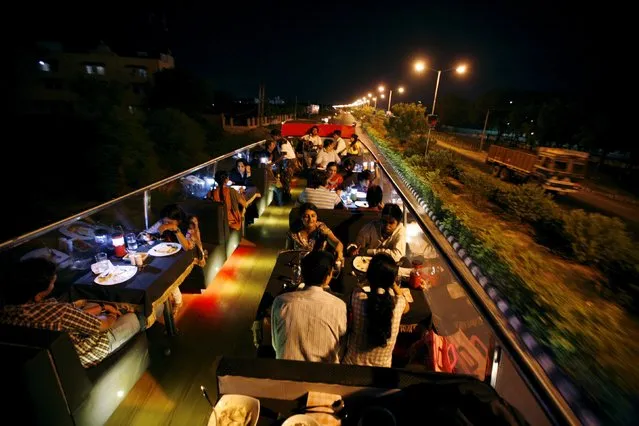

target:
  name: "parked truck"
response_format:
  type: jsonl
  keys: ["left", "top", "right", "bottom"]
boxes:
{"left": 486, "top": 145, "right": 589, "bottom": 193}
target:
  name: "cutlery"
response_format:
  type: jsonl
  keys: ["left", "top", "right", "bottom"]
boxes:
{"left": 200, "top": 385, "right": 214, "bottom": 408}
{"left": 98, "top": 267, "right": 114, "bottom": 279}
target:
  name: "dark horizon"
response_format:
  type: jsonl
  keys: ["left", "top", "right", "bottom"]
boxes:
{"left": 14, "top": 1, "right": 618, "bottom": 105}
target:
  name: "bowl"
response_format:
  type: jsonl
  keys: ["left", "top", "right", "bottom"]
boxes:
{"left": 281, "top": 414, "right": 320, "bottom": 426}
{"left": 209, "top": 394, "right": 260, "bottom": 426}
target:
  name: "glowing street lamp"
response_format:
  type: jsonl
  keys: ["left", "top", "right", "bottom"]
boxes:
{"left": 414, "top": 59, "right": 469, "bottom": 155}
{"left": 387, "top": 85, "right": 405, "bottom": 112}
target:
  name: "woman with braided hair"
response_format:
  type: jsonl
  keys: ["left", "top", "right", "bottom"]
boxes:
{"left": 343, "top": 252, "right": 409, "bottom": 367}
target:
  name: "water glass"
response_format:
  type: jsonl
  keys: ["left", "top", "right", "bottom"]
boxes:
{"left": 125, "top": 233, "right": 138, "bottom": 251}
{"left": 95, "top": 252, "right": 108, "bottom": 273}
{"left": 332, "top": 260, "right": 342, "bottom": 278}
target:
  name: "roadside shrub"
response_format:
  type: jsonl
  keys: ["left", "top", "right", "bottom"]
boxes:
{"left": 458, "top": 167, "right": 500, "bottom": 204}
{"left": 532, "top": 207, "right": 570, "bottom": 253}
{"left": 403, "top": 135, "right": 427, "bottom": 158}
{"left": 606, "top": 257, "right": 639, "bottom": 312}
{"left": 562, "top": 210, "right": 634, "bottom": 266}
{"left": 406, "top": 154, "right": 428, "bottom": 168}
{"left": 426, "top": 149, "right": 459, "bottom": 176}
{"left": 495, "top": 183, "right": 556, "bottom": 223}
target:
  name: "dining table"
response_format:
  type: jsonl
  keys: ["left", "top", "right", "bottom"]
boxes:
{"left": 254, "top": 251, "right": 433, "bottom": 349}
{"left": 67, "top": 241, "right": 194, "bottom": 336}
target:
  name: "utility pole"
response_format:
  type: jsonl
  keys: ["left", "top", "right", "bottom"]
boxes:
{"left": 480, "top": 109, "right": 490, "bottom": 152}
{"left": 257, "top": 84, "right": 262, "bottom": 125}
{"left": 424, "top": 69, "right": 442, "bottom": 157}
{"left": 258, "top": 83, "right": 265, "bottom": 125}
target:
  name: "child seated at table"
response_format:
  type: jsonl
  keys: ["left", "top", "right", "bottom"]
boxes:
{"left": 145, "top": 204, "right": 204, "bottom": 316}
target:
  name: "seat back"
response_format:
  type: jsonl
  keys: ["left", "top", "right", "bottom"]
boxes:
{"left": 179, "top": 199, "right": 229, "bottom": 246}
{"left": 289, "top": 207, "right": 380, "bottom": 247}
{"left": 0, "top": 323, "right": 150, "bottom": 426}
{"left": 179, "top": 199, "right": 234, "bottom": 290}
{"left": 0, "top": 325, "right": 89, "bottom": 423}
{"left": 251, "top": 167, "right": 273, "bottom": 216}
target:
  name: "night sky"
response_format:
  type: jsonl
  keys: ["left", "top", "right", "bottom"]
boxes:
{"left": 17, "top": 0, "right": 616, "bottom": 105}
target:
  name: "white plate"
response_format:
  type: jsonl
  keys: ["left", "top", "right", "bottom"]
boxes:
{"left": 355, "top": 191, "right": 367, "bottom": 199}
{"left": 352, "top": 255, "right": 372, "bottom": 273}
{"left": 148, "top": 242, "right": 182, "bottom": 257}
{"left": 209, "top": 394, "right": 260, "bottom": 426}
{"left": 59, "top": 222, "right": 96, "bottom": 240}
{"left": 354, "top": 200, "right": 369, "bottom": 208}
{"left": 21, "top": 248, "right": 69, "bottom": 265}
{"left": 93, "top": 265, "right": 137, "bottom": 285}
{"left": 282, "top": 414, "right": 320, "bottom": 426}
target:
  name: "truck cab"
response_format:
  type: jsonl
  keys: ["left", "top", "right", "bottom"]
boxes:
{"left": 534, "top": 148, "right": 589, "bottom": 193}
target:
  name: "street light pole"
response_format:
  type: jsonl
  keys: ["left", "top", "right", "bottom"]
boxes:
{"left": 431, "top": 70, "right": 442, "bottom": 116}
{"left": 480, "top": 108, "right": 490, "bottom": 152}
{"left": 424, "top": 70, "right": 442, "bottom": 157}
{"left": 387, "top": 90, "right": 393, "bottom": 113}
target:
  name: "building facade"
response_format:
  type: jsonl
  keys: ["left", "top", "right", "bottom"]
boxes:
{"left": 25, "top": 42, "right": 174, "bottom": 113}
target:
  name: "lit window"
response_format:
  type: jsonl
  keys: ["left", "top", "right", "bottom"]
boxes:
{"left": 38, "top": 61, "right": 51, "bottom": 72}
{"left": 128, "top": 66, "right": 148, "bottom": 78}
{"left": 85, "top": 64, "right": 106, "bottom": 75}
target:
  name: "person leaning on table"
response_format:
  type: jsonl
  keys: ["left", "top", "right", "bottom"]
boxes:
{"left": 0, "top": 257, "right": 144, "bottom": 368}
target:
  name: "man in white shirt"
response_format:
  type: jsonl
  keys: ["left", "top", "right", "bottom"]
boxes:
{"left": 348, "top": 204, "right": 406, "bottom": 263}
{"left": 301, "top": 125, "right": 323, "bottom": 168}
{"left": 314, "top": 139, "right": 341, "bottom": 170}
{"left": 332, "top": 130, "right": 347, "bottom": 157}
{"left": 271, "top": 251, "right": 347, "bottom": 363}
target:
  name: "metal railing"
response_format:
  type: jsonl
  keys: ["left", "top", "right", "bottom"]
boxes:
{"left": 0, "top": 134, "right": 581, "bottom": 424}
{"left": 359, "top": 134, "right": 581, "bottom": 425}
{"left": 0, "top": 140, "right": 266, "bottom": 252}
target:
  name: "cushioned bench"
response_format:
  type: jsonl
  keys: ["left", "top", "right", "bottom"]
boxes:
{"left": 288, "top": 207, "right": 381, "bottom": 248}
{"left": 213, "top": 357, "right": 523, "bottom": 426}
{"left": 179, "top": 199, "right": 241, "bottom": 291}
{"left": 251, "top": 166, "right": 275, "bottom": 216}
{"left": 1, "top": 324, "right": 149, "bottom": 426}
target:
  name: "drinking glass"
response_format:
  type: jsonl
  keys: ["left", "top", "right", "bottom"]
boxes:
{"left": 125, "top": 233, "right": 138, "bottom": 252}
{"left": 332, "top": 260, "right": 342, "bottom": 278}
{"left": 95, "top": 252, "right": 108, "bottom": 273}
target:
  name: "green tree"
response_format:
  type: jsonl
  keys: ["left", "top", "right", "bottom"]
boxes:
{"left": 385, "top": 103, "right": 428, "bottom": 141}
{"left": 146, "top": 109, "right": 209, "bottom": 173}
{"left": 84, "top": 107, "right": 162, "bottom": 199}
